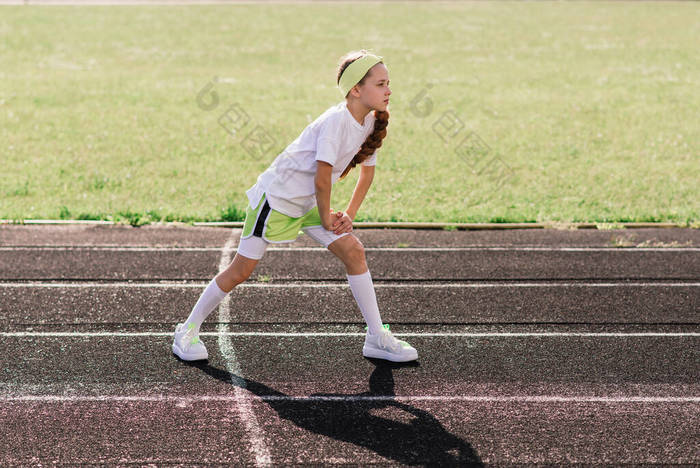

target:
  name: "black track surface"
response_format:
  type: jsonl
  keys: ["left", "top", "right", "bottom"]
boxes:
{"left": 1, "top": 225, "right": 698, "bottom": 466}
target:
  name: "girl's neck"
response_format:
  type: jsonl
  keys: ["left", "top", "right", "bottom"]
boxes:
{"left": 346, "top": 99, "right": 372, "bottom": 126}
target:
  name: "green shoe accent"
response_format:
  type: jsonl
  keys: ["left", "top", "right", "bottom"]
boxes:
{"left": 186, "top": 323, "right": 199, "bottom": 344}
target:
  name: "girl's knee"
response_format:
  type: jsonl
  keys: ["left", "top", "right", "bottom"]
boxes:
{"left": 229, "top": 270, "right": 250, "bottom": 286}
{"left": 228, "top": 267, "right": 252, "bottom": 285}
{"left": 228, "top": 253, "right": 259, "bottom": 284}
{"left": 328, "top": 234, "right": 365, "bottom": 264}
{"left": 344, "top": 237, "right": 366, "bottom": 262}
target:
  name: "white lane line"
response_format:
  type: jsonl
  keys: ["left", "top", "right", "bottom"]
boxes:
{"left": 216, "top": 232, "right": 272, "bottom": 467}
{"left": 3, "top": 332, "right": 699, "bottom": 338}
{"left": 1, "top": 246, "right": 698, "bottom": 252}
{"left": 0, "top": 247, "right": 224, "bottom": 251}
{"left": 2, "top": 395, "right": 698, "bottom": 403}
{"left": 2, "top": 282, "right": 699, "bottom": 288}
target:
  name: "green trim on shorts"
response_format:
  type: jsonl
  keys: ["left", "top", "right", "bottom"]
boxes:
{"left": 242, "top": 193, "right": 324, "bottom": 242}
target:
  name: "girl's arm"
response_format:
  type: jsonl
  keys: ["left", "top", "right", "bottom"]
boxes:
{"left": 315, "top": 161, "right": 334, "bottom": 230}
{"left": 344, "top": 165, "right": 375, "bottom": 220}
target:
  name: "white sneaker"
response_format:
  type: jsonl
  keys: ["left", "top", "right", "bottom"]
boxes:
{"left": 172, "top": 322, "right": 208, "bottom": 361}
{"left": 362, "top": 324, "right": 418, "bottom": 362}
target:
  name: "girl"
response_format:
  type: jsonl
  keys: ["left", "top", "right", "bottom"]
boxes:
{"left": 172, "top": 50, "right": 418, "bottom": 363}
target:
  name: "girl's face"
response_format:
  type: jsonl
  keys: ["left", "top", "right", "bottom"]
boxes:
{"left": 358, "top": 63, "right": 391, "bottom": 111}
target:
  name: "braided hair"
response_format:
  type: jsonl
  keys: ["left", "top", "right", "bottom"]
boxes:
{"left": 336, "top": 50, "right": 390, "bottom": 181}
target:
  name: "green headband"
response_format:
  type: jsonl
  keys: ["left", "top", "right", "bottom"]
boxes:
{"left": 338, "top": 54, "right": 384, "bottom": 97}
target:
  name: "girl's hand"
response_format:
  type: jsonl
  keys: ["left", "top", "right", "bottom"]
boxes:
{"left": 322, "top": 210, "right": 342, "bottom": 231}
{"left": 329, "top": 210, "right": 353, "bottom": 235}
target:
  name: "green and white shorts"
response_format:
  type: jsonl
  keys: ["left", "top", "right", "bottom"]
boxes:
{"left": 237, "top": 192, "right": 350, "bottom": 260}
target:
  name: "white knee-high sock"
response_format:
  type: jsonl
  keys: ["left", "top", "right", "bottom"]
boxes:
{"left": 183, "top": 278, "right": 228, "bottom": 335}
{"left": 346, "top": 270, "right": 384, "bottom": 335}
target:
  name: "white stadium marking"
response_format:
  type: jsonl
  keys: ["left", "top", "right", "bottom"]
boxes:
{"left": 2, "top": 395, "right": 698, "bottom": 403}
{"left": 1, "top": 246, "right": 698, "bottom": 252}
{"left": 215, "top": 232, "right": 272, "bottom": 467}
{"left": 1, "top": 282, "right": 699, "bottom": 288}
{"left": 2, "top": 332, "right": 698, "bottom": 338}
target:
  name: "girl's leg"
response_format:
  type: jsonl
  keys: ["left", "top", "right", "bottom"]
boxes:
{"left": 326, "top": 234, "right": 384, "bottom": 335}
{"left": 326, "top": 233, "right": 418, "bottom": 361}
{"left": 215, "top": 251, "right": 260, "bottom": 292}
{"left": 182, "top": 236, "right": 265, "bottom": 334}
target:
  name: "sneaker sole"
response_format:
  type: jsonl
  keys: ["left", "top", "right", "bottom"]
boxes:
{"left": 363, "top": 345, "right": 418, "bottom": 362}
{"left": 172, "top": 343, "right": 208, "bottom": 361}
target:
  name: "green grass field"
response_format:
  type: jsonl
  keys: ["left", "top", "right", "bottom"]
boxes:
{"left": 1, "top": 3, "right": 698, "bottom": 225}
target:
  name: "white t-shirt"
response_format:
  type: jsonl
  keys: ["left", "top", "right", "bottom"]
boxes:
{"left": 245, "top": 100, "right": 378, "bottom": 218}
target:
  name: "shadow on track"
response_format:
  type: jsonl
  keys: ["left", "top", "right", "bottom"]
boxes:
{"left": 184, "top": 358, "right": 482, "bottom": 466}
